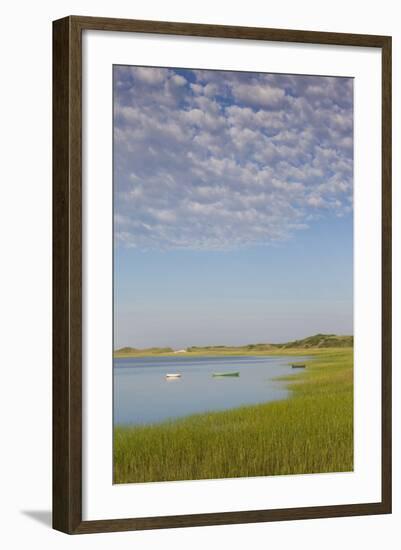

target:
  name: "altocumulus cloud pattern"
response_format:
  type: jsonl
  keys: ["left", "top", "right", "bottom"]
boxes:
{"left": 114, "top": 66, "right": 353, "bottom": 250}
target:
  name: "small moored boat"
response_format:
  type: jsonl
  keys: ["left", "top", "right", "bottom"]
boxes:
{"left": 165, "top": 373, "right": 182, "bottom": 378}
{"left": 291, "top": 364, "right": 306, "bottom": 369}
{"left": 212, "top": 371, "right": 240, "bottom": 377}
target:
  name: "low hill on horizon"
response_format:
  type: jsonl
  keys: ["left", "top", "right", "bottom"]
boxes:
{"left": 115, "top": 346, "right": 174, "bottom": 355}
{"left": 272, "top": 333, "right": 353, "bottom": 349}
{"left": 114, "top": 334, "right": 353, "bottom": 355}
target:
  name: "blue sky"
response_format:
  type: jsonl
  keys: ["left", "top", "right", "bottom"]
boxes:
{"left": 113, "top": 66, "right": 353, "bottom": 349}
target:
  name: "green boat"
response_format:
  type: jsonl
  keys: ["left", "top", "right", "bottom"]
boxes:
{"left": 291, "top": 364, "right": 306, "bottom": 369}
{"left": 212, "top": 371, "right": 240, "bottom": 377}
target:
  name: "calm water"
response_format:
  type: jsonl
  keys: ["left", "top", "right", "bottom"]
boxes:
{"left": 114, "top": 355, "right": 309, "bottom": 425}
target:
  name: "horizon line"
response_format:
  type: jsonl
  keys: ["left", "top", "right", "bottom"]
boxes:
{"left": 114, "top": 333, "right": 354, "bottom": 351}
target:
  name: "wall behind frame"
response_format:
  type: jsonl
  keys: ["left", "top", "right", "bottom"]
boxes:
{"left": 0, "top": 0, "right": 399, "bottom": 548}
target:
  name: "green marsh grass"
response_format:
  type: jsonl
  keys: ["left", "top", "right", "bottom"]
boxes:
{"left": 113, "top": 348, "right": 353, "bottom": 483}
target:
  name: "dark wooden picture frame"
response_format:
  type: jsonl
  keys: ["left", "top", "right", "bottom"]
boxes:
{"left": 53, "top": 15, "right": 392, "bottom": 534}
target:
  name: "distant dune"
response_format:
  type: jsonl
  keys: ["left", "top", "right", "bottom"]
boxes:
{"left": 273, "top": 334, "right": 354, "bottom": 349}
{"left": 115, "top": 346, "right": 174, "bottom": 356}
{"left": 114, "top": 334, "right": 353, "bottom": 357}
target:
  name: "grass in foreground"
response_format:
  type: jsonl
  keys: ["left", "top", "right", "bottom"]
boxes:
{"left": 114, "top": 348, "right": 353, "bottom": 483}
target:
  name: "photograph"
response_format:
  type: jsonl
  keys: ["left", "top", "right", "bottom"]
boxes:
{"left": 112, "top": 65, "right": 354, "bottom": 484}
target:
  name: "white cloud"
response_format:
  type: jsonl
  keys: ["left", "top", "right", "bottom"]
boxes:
{"left": 170, "top": 74, "right": 187, "bottom": 87}
{"left": 131, "top": 66, "right": 166, "bottom": 85}
{"left": 113, "top": 66, "right": 353, "bottom": 250}
{"left": 233, "top": 83, "right": 287, "bottom": 109}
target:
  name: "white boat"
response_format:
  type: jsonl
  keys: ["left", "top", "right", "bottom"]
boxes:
{"left": 165, "top": 373, "right": 181, "bottom": 379}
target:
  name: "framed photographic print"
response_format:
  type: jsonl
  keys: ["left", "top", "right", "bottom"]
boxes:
{"left": 53, "top": 16, "right": 392, "bottom": 534}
